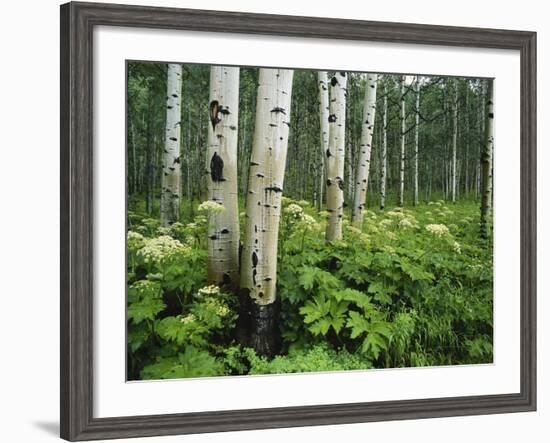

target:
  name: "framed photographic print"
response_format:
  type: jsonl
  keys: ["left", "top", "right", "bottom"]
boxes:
{"left": 60, "top": 1, "right": 536, "bottom": 440}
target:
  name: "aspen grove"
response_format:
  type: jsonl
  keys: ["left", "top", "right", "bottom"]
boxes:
{"left": 127, "top": 63, "right": 494, "bottom": 380}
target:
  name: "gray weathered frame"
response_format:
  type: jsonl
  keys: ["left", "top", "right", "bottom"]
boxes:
{"left": 60, "top": 1, "right": 537, "bottom": 440}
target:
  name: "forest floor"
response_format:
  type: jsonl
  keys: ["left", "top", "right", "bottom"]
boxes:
{"left": 126, "top": 197, "right": 493, "bottom": 380}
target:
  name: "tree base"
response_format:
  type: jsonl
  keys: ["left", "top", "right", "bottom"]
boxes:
{"left": 237, "top": 291, "right": 280, "bottom": 358}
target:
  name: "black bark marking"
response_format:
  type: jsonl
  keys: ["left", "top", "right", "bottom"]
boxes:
{"left": 326, "top": 149, "right": 332, "bottom": 158}
{"left": 250, "top": 161, "right": 260, "bottom": 166}
{"left": 169, "top": 137, "right": 177, "bottom": 142}
{"left": 252, "top": 251, "right": 259, "bottom": 267}
{"left": 220, "top": 228, "right": 230, "bottom": 234}
{"left": 328, "top": 114, "right": 337, "bottom": 123}
{"left": 265, "top": 186, "right": 283, "bottom": 193}
{"left": 326, "top": 179, "right": 332, "bottom": 187}
{"left": 256, "top": 173, "right": 265, "bottom": 178}
{"left": 271, "top": 107, "right": 286, "bottom": 115}
{"left": 210, "top": 152, "right": 225, "bottom": 182}
{"left": 336, "top": 177, "right": 344, "bottom": 191}
{"left": 209, "top": 100, "right": 221, "bottom": 130}
{"left": 229, "top": 125, "right": 237, "bottom": 130}
{"left": 208, "top": 234, "right": 218, "bottom": 240}
{"left": 488, "top": 113, "right": 494, "bottom": 119}
{"left": 330, "top": 76, "right": 339, "bottom": 87}
{"left": 339, "top": 72, "right": 346, "bottom": 77}
{"left": 173, "top": 156, "right": 181, "bottom": 164}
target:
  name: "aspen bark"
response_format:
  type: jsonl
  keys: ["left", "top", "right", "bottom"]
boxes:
{"left": 351, "top": 73, "right": 378, "bottom": 226}
{"left": 380, "top": 83, "right": 388, "bottom": 210}
{"left": 160, "top": 64, "right": 182, "bottom": 226}
{"left": 480, "top": 79, "right": 494, "bottom": 238}
{"left": 451, "top": 81, "right": 458, "bottom": 203}
{"left": 413, "top": 78, "right": 420, "bottom": 206}
{"left": 206, "top": 66, "right": 240, "bottom": 288}
{"left": 325, "top": 72, "right": 348, "bottom": 241}
{"left": 240, "top": 68, "right": 294, "bottom": 356}
{"left": 398, "top": 75, "right": 406, "bottom": 207}
{"left": 317, "top": 71, "right": 329, "bottom": 210}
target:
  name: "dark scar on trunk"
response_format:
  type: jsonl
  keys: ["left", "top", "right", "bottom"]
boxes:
{"left": 210, "top": 152, "right": 225, "bottom": 182}
{"left": 209, "top": 100, "right": 221, "bottom": 130}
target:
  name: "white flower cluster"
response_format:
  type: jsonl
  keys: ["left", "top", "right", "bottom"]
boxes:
{"left": 137, "top": 235, "right": 189, "bottom": 263}
{"left": 299, "top": 213, "right": 320, "bottom": 230}
{"left": 452, "top": 241, "right": 462, "bottom": 254}
{"left": 198, "top": 285, "right": 220, "bottom": 297}
{"left": 379, "top": 219, "right": 393, "bottom": 228}
{"left": 387, "top": 210, "right": 405, "bottom": 218}
{"left": 180, "top": 313, "right": 196, "bottom": 324}
{"left": 399, "top": 218, "right": 414, "bottom": 229}
{"left": 198, "top": 200, "right": 225, "bottom": 214}
{"left": 297, "top": 200, "right": 311, "bottom": 207}
{"left": 284, "top": 203, "right": 304, "bottom": 218}
{"left": 127, "top": 231, "right": 146, "bottom": 250}
{"left": 425, "top": 223, "right": 450, "bottom": 237}
{"left": 156, "top": 226, "right": 171, "bottom": 236}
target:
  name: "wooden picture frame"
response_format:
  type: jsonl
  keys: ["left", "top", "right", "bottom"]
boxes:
{"left": 60, "top": 1, "right": 536, "bottom": 440}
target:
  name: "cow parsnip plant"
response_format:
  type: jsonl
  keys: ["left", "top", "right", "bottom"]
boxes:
{"left": 126, "top": 198, "right": 493, "bottom": 380}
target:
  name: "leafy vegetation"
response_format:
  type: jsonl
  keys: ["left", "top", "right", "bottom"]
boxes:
{"left": 127, "top": 197, "right": 493, "bottom": 380}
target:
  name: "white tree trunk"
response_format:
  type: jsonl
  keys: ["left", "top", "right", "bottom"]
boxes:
{"left": 480, "top": 79, "right": 494, "bottom": 238}
{"left": 206, "top": 66, "right": 240, "bottom": 288}
{"left": 451, "top": 81, "right": 458, "bottom": 203}
{"left": 380, "top": 83, "right": 388, "bottom": 210}
{"left": 160, "top": 64, "right": 182, "bottom": 226}
{"left": 325, "top": 72, "right": 348, "bottom": 241}
{"left": 398, "top": 75, "right": 406, "bottom": 208}
{"left": 351, "top": 74, "right": 378, "bottom": 226}
{"left": 318, "top": 71, "right": 330, "bottom": 210}
{"left": 413, "top": 77, "right": 420, "bottom": 206}
{"left": 241, "top": 68, "right": 294, "bottom": 305}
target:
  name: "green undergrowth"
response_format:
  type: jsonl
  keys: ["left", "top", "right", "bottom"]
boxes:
{"left": 126, "top": 197, "right": 493, "bottom": 380}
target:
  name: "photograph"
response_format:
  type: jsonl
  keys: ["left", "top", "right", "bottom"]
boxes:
{"left": 125, "top": 62, "right": 495, "bottom": 381}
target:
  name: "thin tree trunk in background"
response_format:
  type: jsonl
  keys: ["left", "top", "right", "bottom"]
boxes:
{"left": 160, "top": 64, "right": 183, "bottom": 226}
{"left": 145, "top": 95, "right": 153, "bottom": 215}
{"left": 352, "top": 73, "right": 378, "bottom": 226}
{"left": 380, "top": 83, "right": 388, "bottom": 210}
{"left": 398, "top": 75, "right": 406, "bottom": 207}
{"left": 451, "top": 81, "right": 458, "bottom": 203}
{"left": 465, "top": 86, "right": 470, "bottom": 195}
{"left": 240, "top": 68, "right": 294, "bottom": 356}
{"left": 317, "top": 71, "right": 330, "bottom": 210}
{"left": 480, "top": 79, "right": 494, "bottom": 238}
{"left": 325, "top": 72, "right": 348, "bottom": 241}
{"left": 413, "top": 77, "right": 420, "bottom": 206}
{"left": 206, "top": 66, "right": 241, "bottom": 288}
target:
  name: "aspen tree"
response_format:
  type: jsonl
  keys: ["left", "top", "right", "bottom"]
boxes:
{"left": 480, "top": 79, "right": 494, "bottom": 238}
{"left": 206, "top": 66, "right": 240, "bottom": 288}
{"left": 398, "top": 75, "right": 406, "bottom": 208}
{"left": 380, "top": 82, "right": 388, "bottom": 210}
{"left": 325, "top": 72, "right": 348, "bottom": 240}
{"left": 318, "top": 71, "right": 330, "bottom": 210}
{"left": 413, "top": 77, "right": 420, "bottom": 206}
{"left": 451, "top": 80, "right": 458, "bottom": 203}
{"left": 351, "top": 73, "right": 378, "bottom": 225}
{"left": 160, "top": 64, "right": 182, "bottom": 226}
{"left": 240, "top": 68, "right": 294, "bottom": 356}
